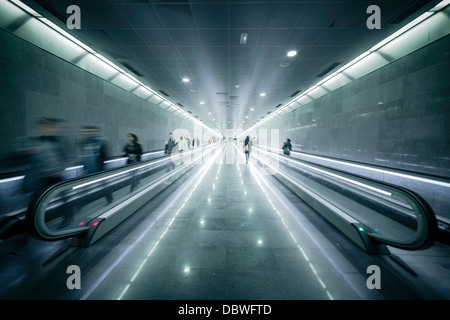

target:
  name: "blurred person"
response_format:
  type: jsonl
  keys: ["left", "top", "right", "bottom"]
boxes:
{"left": 77, "top": 126, "right": 113, "bottom": 203}
{"left": 185, "top": 136, "right": 191, "bottom": 150}
{"left": 78, "top": 126, "right": 108, "bottom": 175}
{"left": 122, "top": 133, "right": 143, "bottom": 192}
{"left": 282, "top": 138, "right": 292, "bottom": 156}
{"left": 122, "top": 133, "right": 143, "bottom": 165}
{"left": 176, "top": 135, "right": 187, "bottom": 153}
{"left": 243, "top": 135, "right": 252, "bottom": 164}
{"left": 165, "top": 132, "right": 176, "bottom": 172}
{"left": 22, "top": 118, "right": 75, "bottom": 229}
{"left": 165, "top": 133, "right": 176, "bottom": 155}
{"left": 192, "top": 136, "right": 200, "bottom": 148}
{"left": 176, "top": 135, "right": 188, "bottom": 165}
{"left": 22, "top": 118, "right": 71, "bottom": 193}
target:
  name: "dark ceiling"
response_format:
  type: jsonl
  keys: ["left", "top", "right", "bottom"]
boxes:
{"left": 24, "top": 0, "right": 438, "bottom": 134}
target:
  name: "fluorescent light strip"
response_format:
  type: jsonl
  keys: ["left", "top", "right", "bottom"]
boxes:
{"left": 8, "top": 0, "right": 221, "bottom": 138}
{"left": 38, "top": 17, "right": 95, "bottom": 54}
{"left": 238, "top": 1, "right": 447, "bottom": 137}
{"left": 64, "top": 165, "right": 83, "bottom": 171}
{"left": 0, "top": 175, "right": 25, "bottom": 184}
{"left": 10, "top": 0, "right": 42, "bottom": 17}
{"left": 262, "top": 145, "right": 450, "bottom": 189}
{"left": 430, "top": 0, "right": 450, "bottom": 11}
{"left": 257, "top": 147, "right": 392, "bottom": 197}
{"left": 72, "top": 155, "right": 182, "bottom": 190}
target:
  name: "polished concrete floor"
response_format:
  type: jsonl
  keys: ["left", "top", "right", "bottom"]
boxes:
{"left": 0, "top": 145, "right": 448, "bottom": 300}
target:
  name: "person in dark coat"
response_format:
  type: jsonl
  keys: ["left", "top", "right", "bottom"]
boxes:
{"left": 165, "top": 133, "right": 176, "bottom": 155}
{"left": 282, "top": 138, "right": 292, "bottom": 156}
{"left": 192, "top": 136, "right": 200, "bottom": 148}
{"left": 78, "top": 126, "right": 113, "bottom": 203}
{"left": 122, "top": 133, "right": 143, "bottom": 165}
{"left": 165, "top": 133, "right": 176, "bottom": 172}
{"left": 78, "top": 126, "right": 108, "bottom": 174}
{"left": 122, "top": 133, "right": 143, "bottom": 192}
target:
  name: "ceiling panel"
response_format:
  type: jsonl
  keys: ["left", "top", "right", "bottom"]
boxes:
{"left": 151, "top": 47, "right": 182, "bottom": 60}
{"left": 106, "top": 30, "right": 147, "bottom": 47}
{"left": 198, "top": 30, "right": 229, "bottom": 47}
{"left": 153, "top": 4, "right": 195, "bottom": 28}
{"left": 129, "top": 47, "right": 159, "bottom": 60}
{"left": 31, "top": 0, "right": 439, "bottom": 133}
{"left": 263, "top": 3, "right": 307, "bottom": 28}
{"left": 115, "top": 3, "right": 164, "bottom": 28}
{"left": 229, "top": 3, "right": 269, "bottom": 28}
{"left": 191, "top": 4, "right": 229, "bottom": 28}
{"left": 83, "top": 5, "right": 132, "bottom": 29}
{"left": 296, "top": 2, "right": 348, "bottom": 28}
{"left": 137, "top": 29, "right": 175, "bottom": 46}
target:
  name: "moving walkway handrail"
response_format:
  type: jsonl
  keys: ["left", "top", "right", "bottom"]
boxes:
{"left": 26, "top": 144, "right": 217, "bottom": 242}
{"left": 254, "top": 146, "right": 438, "bottom": 251}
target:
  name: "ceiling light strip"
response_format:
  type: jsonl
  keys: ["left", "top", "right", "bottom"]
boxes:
{"left": 238, "top": 0, "right": 449, "bottom": 138}
{"left": 6, "top": 0, "right": 221, "bottom": 138}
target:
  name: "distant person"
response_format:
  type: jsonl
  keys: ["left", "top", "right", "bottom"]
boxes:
{"left": 122, "top": 133, "right": 143, "bottom": 165}
{"left": 165, "top": 133, "right": 176, "bottom": 155}
{"left": 176, "top": 135, "right": 188, "bottom": 154}
{"left": 244, "top": 135, "right": 252, "bottom": 164}
{"left": 165, "top": 133, "right": 176, "bottom": 172}
{"left": 185, "top": 136, "right": 191, "bottom": 150}
{"left": 192, "top": 136, "right": 200, "bottom": 148}
{"left": 78, "top": 126, "right": 108, "bottom": 175}
{"left": 176, "top": 135, "right": 188, "bottom": 165}
{"left": 282, "top": 138, "right": 292, "bottom": 156}
{"left": 122, "top": 133, "right": 143, "bottom": 192}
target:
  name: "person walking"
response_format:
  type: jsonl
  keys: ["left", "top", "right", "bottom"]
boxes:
{"left": 165, "top": 133, "right": 176, "bottom": 171}
{"left": 22, "top": 118, "right": 75, "bottom": 229}
{"left": 176, "top": 135, "right": 188, "bottom": 165}
{"left": 282, "top": 138, "right": 292, "bottom": 156}
{"left": 176, "top": 135, "right": 188, "bottom": 153}
{"left": 122, "top": 133, "right": 143, "bottom": 165}
{"left": 243, "top": 135, "right": 252, "bottom": 164}
{"left": 122, "top": 133, "right": 143, "bottom": 192}
{"left": 78, "top": 126, "right": 113, "bottom": 203}
{"left": 192, "top": 136, "right": 200, "bottom": 148}
{"left": 78, "top": 126, "right": 108, "bottom": 175}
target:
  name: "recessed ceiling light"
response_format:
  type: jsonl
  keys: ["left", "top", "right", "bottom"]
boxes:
{"left": 182, "top": 78, "right": 190, "bottom": 82}
{"left": 250, "top": 108, "right": 254, "bottom": 111}
{"left": 280, "top": 62, "right": 290, "bottom": 68}
{"left": 259, "top": 92, "right": 266, "bottom": 97}
{"left": 240, "top": 33, "right": 248, "bottom": 45}
{"left": 208, "top": 112, "right": 212, "bottom": 115}
{"left": 200, "top": 101, "right": 205, "bottom": 105}
{"left": 245, "top": 116, "right": 248, "bottom": 118}
{"left": 287, "top": 50, "right": 297, "bottom": 57}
